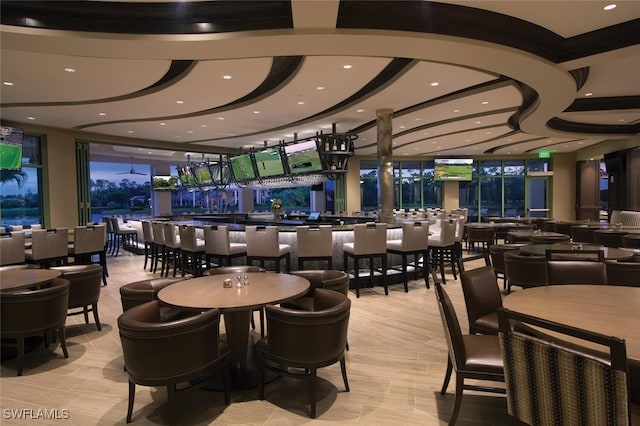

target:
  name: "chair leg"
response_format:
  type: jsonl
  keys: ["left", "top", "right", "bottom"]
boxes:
{"left": 16, "top": 336, "right": 25, "bottom": 376}
{"left": 381, "top": 254, "right": 388, "bottom": 295}
{"left": 440, "top": 357, "right": 453, "bottom": 395}
{"left": 310, "top": 367, "right": 317, "bottom": 418}
{"left": 449, "top": 373, "right": 465, "bottom": 426}
{"left": 167, "top": 384, "right": 177, "bottom": 426}
{"left": 401, "top": 254, "right": 408, "bottom": 293}
{"left": 340, "top": 356, "right": 350, "bottom": 392}
{"left": 92, "top": 303, "right": 102, "bottom": 331}
{"left": 257, "top": 356, "right": 265, "bottom": 400}
{"left": 354, "top": 257, "right": 360, "bottom": 298}
{"left": 59, "top": 326, "right": 69, "bottom": 358}
{"left": 83, "top": 306, "right": 90, "bottom": 324}
{"left": 285, "top": 253, "right": 290, "bottom": 273}
{"left": 127, "top": 380, "right": 135, "bottom": 423}
{"left": 259, "top": 308, "right": 265, "bottom": 338}
{"left": 223, "top": 363, "right": 231, "bottom": 405}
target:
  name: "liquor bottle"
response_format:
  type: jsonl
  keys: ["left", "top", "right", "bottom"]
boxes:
{"left": 324, "top": 138, "right": 330, "bottom": 152}
{"left": 340, "top": 138, "right": 346, "bottom": 151}
{"left": 330, "top": 160, "right": 337, "bottom": 171}
{"left": 332, "top": 138, "right": 338, "bottom": 151}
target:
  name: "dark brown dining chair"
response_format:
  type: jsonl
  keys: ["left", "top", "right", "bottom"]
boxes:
{"left": 0, "top": 278, "right": 70, "bottom": 376}
{"left": 51, "top": 264, "right": 103, "bottom": 331}
{"left": 605, "top": 260, "right": 640, "bottom": 286}
{"left": 118, "top": 301, "right": 230, "bottom": 425}
{"left": 466, "top": 226, "right": 495, "bottom": 253}
{"left": 497, "top": 308, "right": 632, "bottom": 426}
{"left": 570, "top": 225, "right": 596, "bottom": 243}
{"left": 503, "top": 250, "right": 547, "bottom": 293}
{"left": 256, "top": 288, "right": 350, "bottom": 418}
{"left": 434, "top": 282, "right": 505, "bottom": 426}
{"left": 489, "top": 243, "right": 526, "bottom": 290}
{"left": 594, "top": 229, "right": 627, "bottom": 248}
{"left": 460, "top": 266, "right": 502, "bottom": 335}
{"left": 545, "top": 249, "right": 606, "bottom": 285}
{"left": 284, "top": 270, "right": 349, "bottom": 311}
{"left": 119, "top": 277, "right": 187, "bottom": 321}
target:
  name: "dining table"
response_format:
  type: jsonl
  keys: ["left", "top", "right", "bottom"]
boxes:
{"left": 0, "top": 268, "right": 62, "bottom": 292}
{"left": 503, "top": 285, "right": 640, "bottom": 404}
{"left": 519, "top": 243, "right": 635, "bottom": 261}
{"left": 157, "top": 272, "right": 310, "bottom": 386}
{"left": 507, "top": 230, "right": 568, "bottom": 243}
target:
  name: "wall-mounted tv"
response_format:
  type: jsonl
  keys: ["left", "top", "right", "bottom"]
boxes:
{"left": 151, "top": 175, "right": 178, "bottom": 191}
{"left": 434, "top": 158, "right": 473, "bottom": 181}
{"left": 192, "top": 162, "right": 213, "bottom": 186}
{"left": 177, "top": 164, "right": 196, "bottom": 187}
{"left": 284, "top": 140, "right": 323, "bottom": 174}
{"left": 0, "top": 126, "right": 24, "bottom": 170}
{"left": 230, "top": 153, "right": 257, "bottom": 181}
{"left": 254, "top": 146, "right": 285, "bottom": 178}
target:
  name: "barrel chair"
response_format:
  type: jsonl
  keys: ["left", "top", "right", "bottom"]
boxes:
{"left": 594, "top": 229, "right": 627, "bottom": 248}
{"left": 256, "top": 289, "right": 351, "bottom": 418}
{"left": 605, "top": 260, "right": 640, "bottom": 286}
{"left": 488, "top": 243, "right": 527, "bottom": 290}
{"left": 0, "top": 278, "right": 70, "bottom": 376}
{"left": 545, "top": 249, "right": 606, "bottom": 285}
{"left": 118, "top": 301, "right": 230, "bottom": 425}
{"left": 119, "top": 277, "right": 187, "bottom": 321}
{"left": 503, "top": 250, "right": 547, "bottom": 293}
{"left": 51, "top": 264, "right": 103, "bottom": 331}
{"left": 622, "top": 234, "right": 640, "bottom": 249}
{"left": 284, "top": 270, "right": 350, "bottom": 311}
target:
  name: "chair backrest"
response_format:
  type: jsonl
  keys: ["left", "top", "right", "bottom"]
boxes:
{"left": 620, "top": 211, "right": 640, "bottom": 227}
{"left": 296, "top": 225, "right": 333, "bottom": 257}
{"left": 571, "top": 226, "right": 595, "bottom": 243}
{"left": 290, "top": 270, "right": 350, "bottom": 296}
{"left": 622, "top": 234, "right": 640, "bottom": 249}
{"left": 0, "top": 232, "right": 25, "bottom": 266}
{"left": 204, "top": 225, "right": 232, "bottom": 256}
{"left": 609, "top": 210, "right": 622, "bottom": 224}
{"left": 489, "top": 244, "right": 526, "bottom": 274}
{"left": 119, "top": 277, "right": 183, "bottom": 312}
{"left": 30, "top": 228, "right": 69, "bottom": 261}
{"left": 141, "top": 220, "right": 154, "bottom": 243}
{"left": 399, "top": 221, "right": 430, "bottom": 251}
{"left": 10, "top": 225, "right": 24, "bottom": 232}
{"left": 0, "top": 278, "right": 70, "bottom": 336}
{"left": 264, "top": 288, "right": 350, "bottom": 364}
{"left": 151, "top": 221, "right": 165, "bottom": 245}
{"left": 467, "top": 226, "right": 496, "bottom": 243}
{"left": 246, "top": 226, "right": 281, "bottom": 257}
{"left": 162, "top": 223, "right": 180, "bottom": 249}
{"left": 460, "top": 266, "right": 502, "bottom": 333}
{"left": 350, "top": 223, "right": 387, "bottom": 255}
{"left": 434, "top": 282, "right": 466, "bottom": 372}
{"left": 545, "top": 249, "right": 606, "bottom": 285}
{"left": 51, "top": 264, "right": 102, "bottom": 308}
{"left": 73, "top": 225, "right": 105, "bottom": 255}
{"left": 429, "top": 218, "right": 456, "bottom": 246}
{"left": 503, "top": 250, "right": 548, "bottom": 288}
{"left": 178, "top": 225, "right": 199, "bottom": 252}
{"left": 605, "top": 260, "right": 640, "bottom": 286}
{"left": 118, "top": 300, "right": 224, "bottom": 384}
{"left": 594, "top": 230, "right": 627, "bottom": 248}
{"left": 497, "top": 308, "right": 630, "bottom": 426}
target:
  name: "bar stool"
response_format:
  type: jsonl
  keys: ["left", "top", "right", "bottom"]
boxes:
{"left": 69, "top": 225, "right": 108, "bottom": 285}
{"left": 203, "top": 225, "right": 247, "bottom": 268}
{"left": 151, "top": 221, "right": 166, "bottom": 276}
{"left": 25, "top": 228, "right": 69, "bottom": 268}
{"left": 162, "top": 223, "right": 181, "bottom": 277}
{"left": 343, "top": 222, "right": 388, "bottom": 297}
{"left": 141, "top": 221, "right": 154, "bottom": 271}
{"left": 0, "top": 231, "right": 25, "bottom": 266}
{"left": 178, "top": 225, "right": 205, "bottom": 277}
{"left": 386, "top": 221, "right": 433, "bottom": 291}
{"left": 428, "top": 218, "right": 458, "bottom": 284}
{"left": 296, "top": 225, "right": 333, "bottom": 270}
{"left": 246, "top": 226, "right": 291, "bottom": 272}
{"left": 110, "top": 217, "right": 138, "bottom": 256}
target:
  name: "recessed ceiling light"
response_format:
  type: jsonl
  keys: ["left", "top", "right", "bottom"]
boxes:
{"left": 486, "top": 131, "right": 492, "bottom": 135}
{"left": 603, "top": 4, "right": 616, "bottom": 10}
{"left": 453, "top": 109, "right": 460, "bottom": 113}
{"left": 482, "top": 101, "right": 489, "bottom": 105}
{"left": 64, "top": 68, "right": 75, "bottom": 73}
{"left": 223, "top": 75, "right": 232, "bottom": 80}
{"left": 27, "top": 116, "right": 35, "bottom": 120}
{"left": 316, "top": 86, "right": 325, "bottom": 90}
{"left": 399, "top": 125, "right": 405, "bottom": 129}
{"left": 253, "top": 110, "right": 260, "bottom": 114}
{"left": 430, "top": 82, "right": 439, "bottom": 87}
{"left": 578, "top": 141, "right": 584, "bottom": 144}
{"left": 416, "top": 118, "right": 422, "bottom": 121}
{"left": 3, "top": 81, "right": 14, "bottom": 86}
{"left": 159, "top": 122, "right": 166, "bottom": 126}
{"left": 618, "top": 119, "right": 625, "bottom": 122}
{"left": 356, "top": 109, "right": 365, "bottom": 113}
{"left": 343, "top": 65, "right": 352, "bottom": 69}
{"left": 297, "top": 101, "right": 305, "bottom": 105}
{"left": 138, "top": 148, "right": 143, "bottom": 151}
{"left": 176, "top": 100, "right": 184, "bottom": 104}
{"left": 201, "top": 124, "right": 207, "bottom": 128}
{"left": 475, "top": 121, "right": 482, "bottom": 124}
{"left": 187, "top": 130, "right": 193, "bottom": 134}
{"left": 127, "top": 130, "right": 134, "bottom": 134}
{"left": 217, "top": 117, "right": 224, "bottom": 120}
{"left": 466, "top": 139, "right": 471, "bottom": 142}
{"left": 98, "top": 112, "right": 106, "bottom": 116}
{"left": 585, "top": 92, "right": 593, "bottom": 97}
{"left": 437, "top": 146, "right": 442, "bottom": 149}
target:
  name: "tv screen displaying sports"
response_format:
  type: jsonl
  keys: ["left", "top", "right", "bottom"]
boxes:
{"left": 284, "top": 140, "right": 323, "bottom": 174}
{"left": 254, "top": 146, "right": 285, "bottom": 178}
{"left": 230, "top": 153, "right": 256, "bottom": 181}
{"left": 192, "top": 162, "right": 213, "bottom": 185}
{"left": 177, "top": 164, "right": 196, "bottom": 187}
{"left": 0, "top": 126, "right": 23, "bottom": 170}
{"left": 151, "top": 175, "right": 178, "bottom": 191}
{"left": 434, "top": 158, "right": 473, "bottom": 181}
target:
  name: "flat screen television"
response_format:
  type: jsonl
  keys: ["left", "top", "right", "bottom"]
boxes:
{"left": 0, "top": 126, "right": 23, "bottom": 170}
{"left": 434, "top": 158, "right": 473, "bottom": 181}
{"left": 254, "top": 146, "right": 285, "bottom": 178}
{"left": 151, "top": 175, "right": 178, "bottom": 191}
{"left": 230, "top": 153, "right": 257, "bottom": 181}
{"left": 177, "top": 164, "right": 196, "bottom": 187}
{"left": 284, "top": 140, "right": 323, "bottom": 174}
{"left": 192, "top": 162, "right": 213, "bottom": 186}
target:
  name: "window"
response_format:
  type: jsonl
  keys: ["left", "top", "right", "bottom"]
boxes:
{"left": 0, "top": 135, "right": 44, "bottom": 228}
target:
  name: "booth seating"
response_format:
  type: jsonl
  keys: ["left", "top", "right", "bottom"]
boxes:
{"left": 0, "top": 278, "right": 70, "bottom": 376}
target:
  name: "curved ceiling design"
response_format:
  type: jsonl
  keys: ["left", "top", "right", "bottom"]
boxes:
{"left": 1, "top": 0, "right": 638, "bottom": 163}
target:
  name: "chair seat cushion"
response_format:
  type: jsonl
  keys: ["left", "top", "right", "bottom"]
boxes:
{"left": 229, "top": 243, "right": 247, "bottom": 255}
{"left": 278, "top": 244, "right": 291, "bottom": 255}
{"left": 461, "top": 334, "right": 504, "bottom": 374}
{"left": 281, "top": 296, "right": 314, "bottom": 311}
{"left": 343, "top": 242, "right": 354, "bottom": 254}
{"left": 386, "top": 240, "right": 403, "bottom": 250}
{"left": 475, "top": 312, "right": 499, "bottom": 334}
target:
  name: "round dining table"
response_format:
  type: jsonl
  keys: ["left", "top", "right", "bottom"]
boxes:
{"left": 503, "top": 285, "right": 640, "bottom": 404}
{"left": 0, "top": 268, "right": 62, "bottom": 292}
{"left": 158, "top": 272, "right": 310, "bottom": 373}
{"left": 519, "top": 243, "right": 635, "bottom": 260}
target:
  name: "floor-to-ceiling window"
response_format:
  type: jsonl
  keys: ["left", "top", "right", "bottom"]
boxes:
{"left": 0, "top": 134, "right": 44, "bottom": 227}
